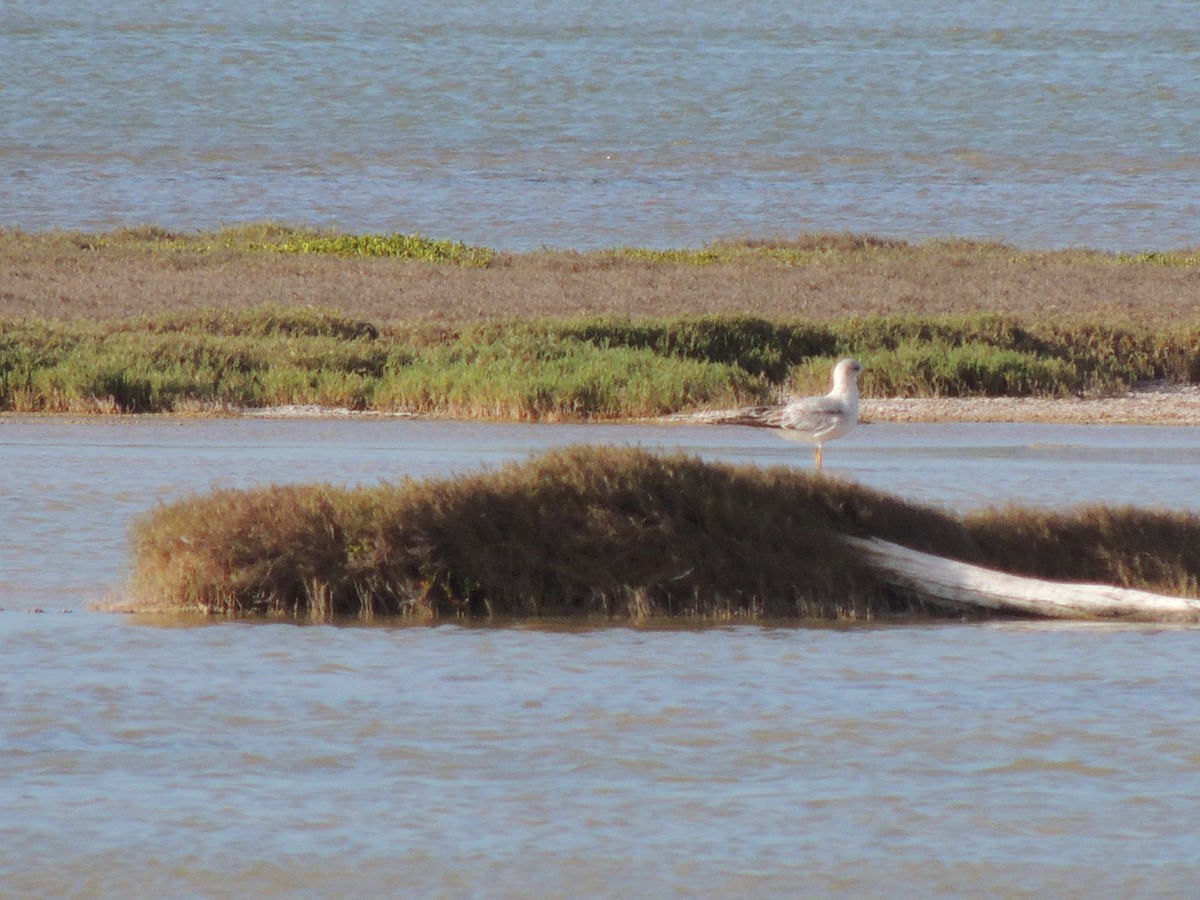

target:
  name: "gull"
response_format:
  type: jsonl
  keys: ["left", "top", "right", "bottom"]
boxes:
{"left": 725, "top": 358, "right": 864, "bottom": 470}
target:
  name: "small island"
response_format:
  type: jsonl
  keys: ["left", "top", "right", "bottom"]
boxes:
{"left": 117, "top": 445, "right": 1200, "bottom": 622}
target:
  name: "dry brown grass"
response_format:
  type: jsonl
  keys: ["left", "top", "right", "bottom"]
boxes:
{"left": 4, "top": 227, "right": 1198, "bottom": 329}
{"left": 121, "top": 445, "right": 1200, "bottom": 620}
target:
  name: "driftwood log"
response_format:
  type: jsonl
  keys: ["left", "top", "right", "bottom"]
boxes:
{"left": 845, "top": 536, "right": 1200, "bottom": 622}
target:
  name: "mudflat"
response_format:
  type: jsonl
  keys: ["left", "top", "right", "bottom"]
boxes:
{"left": 3, "top": 228, "right": 1198, "bottom": 328}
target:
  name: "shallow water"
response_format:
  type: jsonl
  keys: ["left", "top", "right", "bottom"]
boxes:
{"left": 2, "top": 418, "right": 1200, "bottom": 895}
{"left": 5, "top": 615, "right": 1200, "bottom": 897}
{"left": 4, "top": 0, "right": 1199, "bottom": 250}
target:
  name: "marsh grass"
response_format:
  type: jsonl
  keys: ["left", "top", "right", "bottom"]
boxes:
{"left": 122, "top": 446, "right": 1200, "bottom": 621}
{"left": 2, "top": 308, "right": 1197, "bottom": 416}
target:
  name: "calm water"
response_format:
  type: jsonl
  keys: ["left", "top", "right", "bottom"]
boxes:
{"left": 4, "top": 0, "right": 1199, "bottom": 250}
{"left": 2, "top": 417, "right": 1200, "bottom": 896}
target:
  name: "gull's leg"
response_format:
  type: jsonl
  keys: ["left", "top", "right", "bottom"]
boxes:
{"left": 814, "top": 445, "right": 823, "bottom": 470}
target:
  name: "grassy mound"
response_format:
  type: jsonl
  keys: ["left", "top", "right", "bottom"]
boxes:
{"left": 122, "top": 446, "right": 1200, "bottom": 621}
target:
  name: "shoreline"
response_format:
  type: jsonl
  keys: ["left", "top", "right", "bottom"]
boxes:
{"left": 4, "top": 383, "right": 1200, "bottom": 427}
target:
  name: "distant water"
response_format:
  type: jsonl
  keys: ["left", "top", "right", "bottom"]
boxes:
{"left": 3, "top": 0, "right": 1198, "bottom": 250}
{"left": 3, "top": 418, "right": 1200, "bottom": 896}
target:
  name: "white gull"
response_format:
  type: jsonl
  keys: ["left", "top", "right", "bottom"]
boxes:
{"left": 725, "top": 357, "right": 863, "bottom": 470}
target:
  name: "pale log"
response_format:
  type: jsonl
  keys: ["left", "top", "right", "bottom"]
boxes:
{"left": 845, "top": 536, "right": 1200, "bottom": 622}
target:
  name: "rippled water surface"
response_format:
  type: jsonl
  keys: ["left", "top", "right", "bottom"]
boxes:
{"left": 2, "top": 418, "right": 1200, "bottom": 895}
{"left": 4, "top": 0, "right": 1199, "bottom": 249}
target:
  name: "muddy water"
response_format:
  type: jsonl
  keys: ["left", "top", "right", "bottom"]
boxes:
{"left": 2, "top": 417, "right": 1199, "bottom": 896}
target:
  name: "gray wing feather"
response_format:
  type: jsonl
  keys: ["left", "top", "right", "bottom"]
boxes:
{"left": 777, "top": 396, "right": 843, "bottom": 428}
{"left": 721, "top": 396, "right": 845, "bottom": 435}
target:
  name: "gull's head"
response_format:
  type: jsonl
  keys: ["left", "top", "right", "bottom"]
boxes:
{"left": 831, "top": 358, "right": 864, "bottom": 391}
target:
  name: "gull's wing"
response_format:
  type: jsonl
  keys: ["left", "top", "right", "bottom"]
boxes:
{"left": 722, "top": 395, "right": 846, "bottom": 437}
{"left": 771, "top": 395, "right": 847, "bottom": 438}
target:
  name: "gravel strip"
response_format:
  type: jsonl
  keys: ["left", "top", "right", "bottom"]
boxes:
{"left": 861, "top": 383, "right": 1200, "bottom": 426}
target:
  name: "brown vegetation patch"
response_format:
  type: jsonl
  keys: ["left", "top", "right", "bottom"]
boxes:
{"left": 4, "top": 228, "right": 1198, "bottom": 329}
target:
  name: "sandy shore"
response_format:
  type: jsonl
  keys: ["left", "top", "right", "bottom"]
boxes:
{"left": 673, "top": 382, "right": 1200, "bottom": 427}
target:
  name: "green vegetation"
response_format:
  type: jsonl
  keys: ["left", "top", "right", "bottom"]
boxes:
{"left": 1, "top": 308, "right": 1197, "bottom": 416}
{"left": 19, "top": 224, "right": 1197, "bottom": 267}
{"left": 43, "top": 223, "right": 497, "bottom": 265}
{"left": 0, "top": 310, "right": 761, "bottom": 417}
{"left": 122, "top": 446, "right": 1200, "bottom": 620}
{"left": 11, "top": 223, "right": 1200, "bottom": 271}
{"left": 0, "top": 226, "right": 908, "bottom": 264}
{"left": 256, "top": 231, "right": 496, "bottom": 266}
